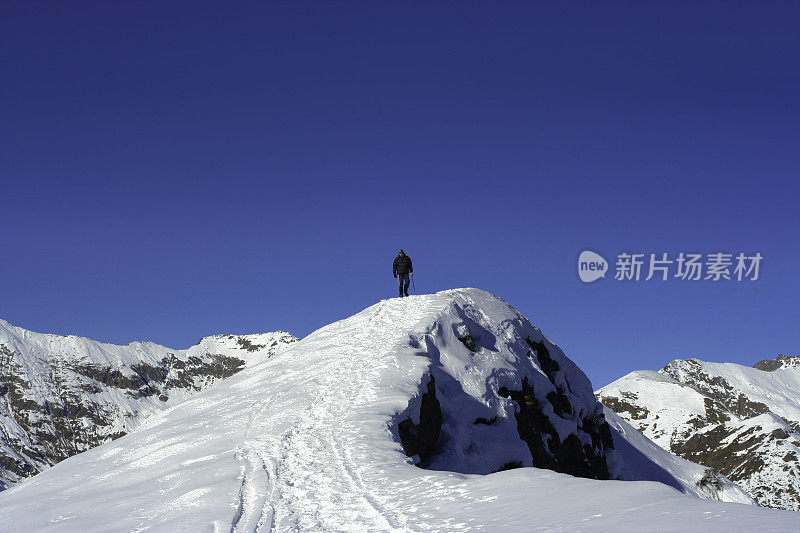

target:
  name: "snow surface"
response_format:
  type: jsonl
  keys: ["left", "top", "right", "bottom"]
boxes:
{"left": 603, "top": 408, "right": 752, "bottom": 504}
{"left": 598, "top": 371, "right": 709, "bottom": 450}
{"left": 1, "top": 289, "right": 797, "bottom": 532}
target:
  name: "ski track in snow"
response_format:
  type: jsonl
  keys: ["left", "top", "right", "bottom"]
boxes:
{"left": 231, "top": 301, "right": 417, "bottom": 533}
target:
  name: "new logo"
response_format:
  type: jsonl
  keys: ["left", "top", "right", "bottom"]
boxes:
{"left": 578, "top": 251, "right": 608, "bottom": 283}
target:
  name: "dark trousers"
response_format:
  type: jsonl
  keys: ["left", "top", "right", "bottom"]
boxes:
{"left": 398, "top": 273, "right": 410, "bottom": 295}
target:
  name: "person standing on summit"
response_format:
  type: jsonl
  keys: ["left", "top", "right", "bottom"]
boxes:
{"left": 393, "top": 249, "right": 413, "bottom": 297}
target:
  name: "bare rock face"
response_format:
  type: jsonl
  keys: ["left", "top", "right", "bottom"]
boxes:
{"left": 397, "top": 375, "right": 443, "bottom": 462}
{"left": 0, "top": 320, "right": 298, "bottom": 490}
{"left": 599, "top": 357, "right": 800, "bottom": 510}
{"left": 498, "top": 340, "right": 613, "bottom": 479}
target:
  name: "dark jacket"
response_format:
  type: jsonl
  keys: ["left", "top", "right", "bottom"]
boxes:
{"left": 393, "top": 254, "right": 413, "bottom": 276}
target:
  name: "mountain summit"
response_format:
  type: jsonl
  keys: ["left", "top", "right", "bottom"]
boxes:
{"left": 2, "top": 290, "right": 795, "bottom": 531}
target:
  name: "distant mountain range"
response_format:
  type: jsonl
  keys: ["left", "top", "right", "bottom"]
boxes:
{"left": 598, "top": 354, "right": 800, "bottom": 511}
{"left": 0, "top": 318, "right": 298, "bottom": 489}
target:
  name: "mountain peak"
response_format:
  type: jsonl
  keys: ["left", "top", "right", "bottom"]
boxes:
{"left": 754, "top": 353, "right": 800, "bottom": 372}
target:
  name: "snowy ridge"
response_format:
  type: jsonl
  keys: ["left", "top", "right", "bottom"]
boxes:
{"left": 0, "top": 318, "right": 298, "bottom": 489}
{"left": 599, "top": 356, "right": 800, "bottom": 510}
{"left": 754, "top": 353, "right": 800, "bottom": 372}
{"left": 1, "top": 289, "right": 795, "bottom": 532}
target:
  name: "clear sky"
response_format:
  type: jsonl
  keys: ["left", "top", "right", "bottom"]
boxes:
{"left": 2, "top": 2, "right": 798, "bottom": 388}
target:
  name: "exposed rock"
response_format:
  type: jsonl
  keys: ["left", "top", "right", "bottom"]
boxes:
{"left": 236, "top": 337, "right": 267, "bottom": 352}
{"left": 599, "top": 392, "right": 649, "bottom": 420}
{"left": 754, "top": 353, "right": 800, "bottom": 372}
{"left": 526, "top": 338, "right": 560, "bottom": 385}
{"left": 506, "top": 377, "right": 611, "bottom": 479}
{"left": 397, "top": 375, "right": 443, "bottom": 462}
{"left": 661, "top": 360, "right": 770, "bottom": 419}
{"left": 458, "top": 335, "right": 476, "bottom": 352}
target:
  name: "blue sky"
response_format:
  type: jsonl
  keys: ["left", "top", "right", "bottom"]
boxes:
{"left": 2, "top": 2, "right": 798, "bottom": 388}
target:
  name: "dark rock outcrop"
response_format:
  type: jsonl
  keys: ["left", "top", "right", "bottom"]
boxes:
{"left": 505, "top": 376, "right": 611, "bottom": 479}
{"left": 458, "top": 335, "right": 477, "bottom": 352}
{"left": 397, "top": 375, "right": 443, "bottom": 461}
{"left": 754, "top": 354, "right": 800, "bottom": 372}
{"left": 662, "top": 360, "right": 770, "bottom": 419}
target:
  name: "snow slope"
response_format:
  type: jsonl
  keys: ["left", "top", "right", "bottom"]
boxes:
{"left": 599, "top": 358, "right": 800, "bottom": 510}
{"left": 0, "top": 318, "right": 298, "bottom": 489}
{"left": 603, "top": 407, "right": 751, "bottom": 503}
{"left": 1, "top": 289, "right": 796, "bottom": 532}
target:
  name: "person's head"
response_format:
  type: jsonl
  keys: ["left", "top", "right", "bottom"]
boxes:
{"left": 398, "top": 249, "right": 405, "bottom": 257}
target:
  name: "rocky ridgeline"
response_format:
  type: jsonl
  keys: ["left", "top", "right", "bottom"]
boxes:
{"left": 0, "top": 319, "right": 297, "bottom": 489}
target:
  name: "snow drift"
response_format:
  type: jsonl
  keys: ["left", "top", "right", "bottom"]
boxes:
{"left": 1, "top": 289, "right": 796, "bottom": 532}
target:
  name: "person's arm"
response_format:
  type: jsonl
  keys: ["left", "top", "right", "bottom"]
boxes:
{"left": 409, "top": 258, "right": 413, "bottom": 274}
{"left": 393, "top": 258, "right": 398, "bottom": 277}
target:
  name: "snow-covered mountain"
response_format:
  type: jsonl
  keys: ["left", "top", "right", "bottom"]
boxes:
{"left": 0, "top": 318, "right": 298, "bottom": 489}
{"left": 598, "top": 356, "right": 800, "bottom": 511}
{"left": 2, "top": 289, "right": 795, "bottom": 532}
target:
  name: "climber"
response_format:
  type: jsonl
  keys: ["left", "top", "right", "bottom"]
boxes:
{"left": 393, "top": 249, "right": 413, "bottom": 297}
